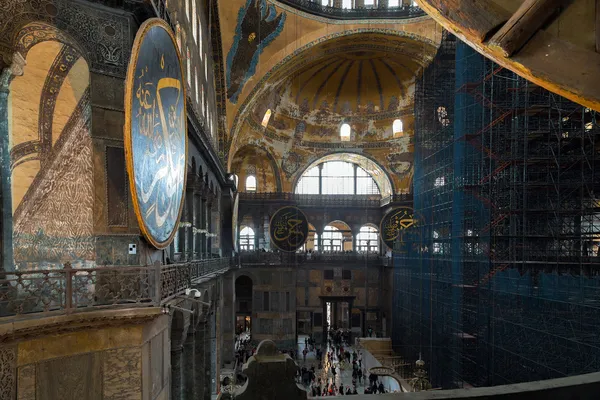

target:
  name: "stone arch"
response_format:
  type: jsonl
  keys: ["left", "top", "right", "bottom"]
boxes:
{"left": 7, "top": 20, "right": 93, "bottom": 270}
{"left": 227, "top": 28, "right": 440, "bottom": 160}
{"left": 230, "top": 144, "right": 283, "bottom": 193}
{"left": 170, "top": 305, "right": 188, "bottom": 352}
{"left": 322, "top": 220, "right": 353, "bottom": 252}
{"left": 235, "top": 275, "right": 254, "bottom": 326}
{"left": 292, "top": 151, "right": 395, "bottom": 196}
{"left": 0, "top": 1, "right": 131, "bottom": 76}
{"left": 13, "top": 22, "right": 90, "bottom": 63}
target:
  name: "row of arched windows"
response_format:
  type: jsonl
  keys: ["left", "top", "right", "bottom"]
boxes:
{"left": 319, "top": 0, "right": 418, "bottom": 8}
{"left": 233, "top": 160, "right": 381, "bottom": 194}
{"left": 239, "top": 224, "right": 380, "bottom": 253}
{"left": 177, "top": 0, "right": 216, "bottom": 142}
{"left": 231, "top": 174, "right": 256, "bottom": 192}
{"left": 260, "top": 110, "right": 404, "bottom": 140}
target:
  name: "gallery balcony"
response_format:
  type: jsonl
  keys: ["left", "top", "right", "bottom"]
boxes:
{"left": 276, "top": 0, "right": 426, "bottom": 20}
{"left": 0, "top": 258, "right": 232, "bottom": 320}
{"left": 238, "top": 192, "right": 412, "bottom": 209}
{"left": 237, "top": 251, "right": 392, "bottom": 267}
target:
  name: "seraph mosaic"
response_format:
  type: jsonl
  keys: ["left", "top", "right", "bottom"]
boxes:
{"left": 226, "top": 0, "right": 286, "bottom": 103}
{"left": 124, "top": 19, "right": 187, "bottom": 249}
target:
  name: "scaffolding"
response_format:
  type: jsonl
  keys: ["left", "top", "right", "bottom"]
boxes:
{"left": 393, "top": 35, "right": 600, "bottom": 389}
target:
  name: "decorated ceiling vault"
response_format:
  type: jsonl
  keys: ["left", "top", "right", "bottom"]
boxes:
{"left": 218, "top": 0, "right": 442, "bottom": 193}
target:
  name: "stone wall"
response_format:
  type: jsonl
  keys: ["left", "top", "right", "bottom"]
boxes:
{"left": 0, "top": 310, "right": 169, "bottom": 400}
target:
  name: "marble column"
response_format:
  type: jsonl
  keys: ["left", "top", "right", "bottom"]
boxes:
{"left": 183, "top": 331, "right": 196, "bottom": 399}
{"left": 201, "top": 197, "right": 207, "bottom": 258}
{"left": 348, "top": 299, "right": 354, "bottom": 344}
{"left": 322, "top": 299, "right": 327, "bottom": 344}
{"left": 171, "top": 347, "right": 183, "bottom": 400}
{"left": 0, "top": 52, "right": 25, "bottom": 272}
{"left": 195, "top": 321, "right": 207, "bottom": 400}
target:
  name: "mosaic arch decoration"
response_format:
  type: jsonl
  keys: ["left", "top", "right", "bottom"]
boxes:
{"left": 124, "top": 18, "right": 187, "bottom": 249}
{"left": 227, "top": 29, "right": 439, "bottom": 160}
{"left": 270, "top": 206, "right": 309, "bottom": 252}
{"left": 226, "top": 0, "right": 286, "bottom": 104}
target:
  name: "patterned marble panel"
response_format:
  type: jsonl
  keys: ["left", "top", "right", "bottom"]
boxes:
{"left": 17, "top": 365, "right": 35, "bottom": 400}
{"left": 0, "top": 345, "right": 16, "bottom": 400}
{"left": 150, "top": 332, "right": 164, "bottom": 399}
{"left": 103, "top": 347, "right": 142, "bottom": 400}
{"left": 36, "top": 353, "right": 102, "bottom": 400}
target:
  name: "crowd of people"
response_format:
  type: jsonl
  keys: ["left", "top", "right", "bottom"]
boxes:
{"left": 233, "top": 329, "right": 396, "bottom": 395}
{"left": 290, "top": 330, "right": 393, "bottom": 396}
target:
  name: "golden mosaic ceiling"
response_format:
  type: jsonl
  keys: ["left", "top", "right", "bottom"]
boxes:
{"left": 283, "top": 49, "right": 421, "bottom": 115}
{"left": 248, "top": 33, "right": 435, "bottom": 119}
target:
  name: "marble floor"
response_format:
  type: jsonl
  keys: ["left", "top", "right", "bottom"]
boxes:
{"left": 296, "top": 334, "right": 369, "bottom": 396}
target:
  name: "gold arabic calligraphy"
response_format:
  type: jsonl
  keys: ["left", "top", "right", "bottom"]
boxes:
{"left": 273, "top": 211, "right": 306, "bottom": 248}
{"left": 134, "top": 57, "right": 185, "bottom": 234}
{"left": 383, "top": 209, "right": 416, "bottom": 243}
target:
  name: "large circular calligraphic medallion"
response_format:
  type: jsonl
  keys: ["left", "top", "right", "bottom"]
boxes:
{"left": 124, "top": 19, "right": 187, "bottom": 249}
{"left": 269, "top": 206, "right": 309, "bottom": 252}
{"left": 380, "top": 207, "right": 419, "bottom": 252}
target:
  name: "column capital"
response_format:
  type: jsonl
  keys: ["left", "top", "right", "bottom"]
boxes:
{"left": 0, "top": 52, "right": 25, "bottom": 91}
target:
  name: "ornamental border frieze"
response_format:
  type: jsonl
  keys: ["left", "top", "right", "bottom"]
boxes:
{"left": 0, "top": 0, "right": 132, "bottom": 77}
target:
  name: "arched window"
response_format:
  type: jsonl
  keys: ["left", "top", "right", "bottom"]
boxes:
{"left": 322, "top": 226, "right": 343, "bottom": 252}
{"left": 192, "top": 0, "right": 197, "bottom": 41}
{"left": 262, "top": 109, "right": 272, "bottom": 128}
{"left": 230, "top": 174, "right": 239, "bottom": 188}
{"left": 296, "top": 161, "right": 380, "bottom": 195}
{"left": 198, "top": 15, "right": 203, "bottom": 58}
{"left": 186, "top": 48, "right": 191, "bottom": 87}
{"left": 342, "top": 0, "right": 352, "bottom": 9}
{"left": 340, "top": 123, "right": 351, "bottom": 141}
{"left": 201, "top": 85, "right": 204, "bottom": 116}
{"left": 245, "top": 175, "right": 257, "bottom": 192}
{"left": 240, "top": 226, "right": 255, "bottom": 251}
{"left": 314, "top": 233, "right": 319, "bottom": 252}
{"left": 195, "top": 69, "right": 199, "bottom": 103}
{"left": 388, "top": 0, "right": 399, "bottom": 6}
{"left": 437, "top": 106, "right": 450, "bottom": 126}
{"left": 356, "top": 226, "right": 379, "bottom": 253}
{"left": 433, "top": 230, "right": 441, "bottom": 254}
{"left": 393, "top": 119, "right": 403, "bottom": 136}
{"left": 176, "top": 24, "right": 182, "bottom": 52}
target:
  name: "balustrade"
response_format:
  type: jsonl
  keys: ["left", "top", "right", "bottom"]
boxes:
{"left": 0, "top": 258, "right": 231, "bottom": 319}
{"left": 238, "top": 251, "right": 391, "bottom": 266}
{"left": 239, "top": 192, "right": 412, "bottom": 208}
{"left": 276, "top": 0, "right": 425, "bottom": 20}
